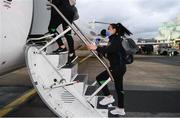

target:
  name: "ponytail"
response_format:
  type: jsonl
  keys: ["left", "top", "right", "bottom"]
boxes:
{"left": 110, "top": 23, "right": 133, "bottom": 37}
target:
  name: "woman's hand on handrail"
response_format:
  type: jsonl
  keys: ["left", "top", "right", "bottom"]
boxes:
{"left": 87, "top": 44, "right": 97, "bottom": 51}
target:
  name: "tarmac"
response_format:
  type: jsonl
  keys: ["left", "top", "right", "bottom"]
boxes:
{"left": 0, "top": 54, "right": 180, "bottom": 117}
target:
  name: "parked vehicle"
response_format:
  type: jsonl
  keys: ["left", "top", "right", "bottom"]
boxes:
{"left": 157, "top": 44, "right": 179, "bottom": 56}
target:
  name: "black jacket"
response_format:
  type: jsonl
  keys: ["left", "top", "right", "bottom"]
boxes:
{"left": 49, "top": 0, "right": 75, "bottom": 30}
{"left": 53, "top": 0, "right": 75, "bottom": 19}
{"left": 96, "top": 34, "right": 127, "bottom": 69}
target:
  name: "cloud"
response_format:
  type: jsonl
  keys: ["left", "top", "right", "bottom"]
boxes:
{"left": 137, "top": 0, "right": 180, "bottom": 12}
{"left": 76, "top": 0, "right": 180, "bottom": 39}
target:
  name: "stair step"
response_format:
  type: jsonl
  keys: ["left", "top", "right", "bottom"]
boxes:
{"left": 96, "top": 109, "right": 108, "bottom": 118}
{"left": 62, "top": 63, "right": 77, "bottom": 69}
{"left": 85, "top": 96, "right": 98, "bottom": 109}
{"left": 73, "top": 74, "right": 88, "bottom": 83}
{"left": 46, "top": 52, "right": 68, "bottom": 68}
{"left": 85, "top": 85, "right": 103, "bottom": 96}
{"left": 72, "top": 74, "right": 88, "bottom": 95}
{"left": 59, "top": 63, "right": 78, "bottom": 82}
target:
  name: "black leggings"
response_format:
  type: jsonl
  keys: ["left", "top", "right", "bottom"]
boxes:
{"left": 48, "top": 1, "right": 75, "bottom": 54}
{"left": 56, "top": 24, "right": 75, "bottom": 54}
{"left": 48, "top": 21, "right": 75, "bottom": 54}
{"left": 96, "top": 66, "right": 126, "bottom": 108}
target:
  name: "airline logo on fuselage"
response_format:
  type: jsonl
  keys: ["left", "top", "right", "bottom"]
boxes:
{"left": 3, "top": 0, "right": 12, "bottom": 9}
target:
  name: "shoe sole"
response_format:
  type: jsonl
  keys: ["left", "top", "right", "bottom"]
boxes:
{"left": 59, "top": 51, "right": 68, "bottom": 54}
{"left": 110, "top": 107, "right": 126, "bottom": 116}
{"left": 49, "top": 51, "right": 68, "bottom": 55}
{"left": 53, "top": 51, "right": 68, "bottom": 54}
{"left": 110, "top": 112, "right": 126, "bottom": 116}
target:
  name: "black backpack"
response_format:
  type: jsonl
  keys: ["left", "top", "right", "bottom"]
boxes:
{"left": 122, "top": 38, "right": 138, "bottom": 64}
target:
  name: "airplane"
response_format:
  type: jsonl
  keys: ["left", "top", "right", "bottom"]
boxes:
{"left": 0, "top": 0, "right": 33, "bottom": 75}
{"left": 0, "top": 0, "right": 52, "bottom": 76}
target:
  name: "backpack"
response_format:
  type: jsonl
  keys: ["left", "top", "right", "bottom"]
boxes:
{"left": 68, "top": 0, "right": 79, "bottom": 21}
{"left": 72, "top": 6, "right": 79, "bottom": 21}
{"left": 122, "top": 38, "right": 138, "bottom": 64}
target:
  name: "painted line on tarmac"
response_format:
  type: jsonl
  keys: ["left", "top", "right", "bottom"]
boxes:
{"left": 0, "top": 89, "right": 36, "bottom": 117}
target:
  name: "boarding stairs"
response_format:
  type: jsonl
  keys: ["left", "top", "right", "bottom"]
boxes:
{"left": 25, "top": 2, "right": 116, "bottom": 118}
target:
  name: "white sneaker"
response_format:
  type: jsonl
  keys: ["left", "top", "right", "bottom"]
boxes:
{"left": 99, "top": 96, "right": 115, "bottom": 106}
{"left": 110, "top": 107, "right": 126, "bottom": 116}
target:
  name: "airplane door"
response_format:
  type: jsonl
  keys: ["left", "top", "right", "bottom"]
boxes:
{"left": 0, "top": 0, "right": 2, "bottom": 66}
{"left": 0, "top": 0, "right": 33, "bottom": 75}
{"left": 30, "top": 0, "right": 51, "bottom": 35}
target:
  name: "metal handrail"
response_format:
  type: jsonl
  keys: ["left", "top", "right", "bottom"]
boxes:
{"left": 88, "top": 78, "right": 111, "bottom": 101}
{"left": 79, "top": 53, "right": 93, "bottom": 64}
{"left": 26, "top": 33, "right": 55, "bottom": 43}
{"left": 47, "top": 3, "right": 115, "bottom": 101}
{"left": 39, "top": 27, "right": 71, "bottom": 52}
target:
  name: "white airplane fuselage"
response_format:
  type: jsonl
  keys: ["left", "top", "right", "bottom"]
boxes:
{"left": 0, "top": 0, "right": 50, "bottom": 75}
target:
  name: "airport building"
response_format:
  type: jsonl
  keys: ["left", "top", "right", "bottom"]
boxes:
{"left": 155, "top": 16, "right": 180, "bottom": 49}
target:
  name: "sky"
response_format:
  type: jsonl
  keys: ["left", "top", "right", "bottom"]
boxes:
{"left": 76, "top": 0, "right": 180, "bottom": 39}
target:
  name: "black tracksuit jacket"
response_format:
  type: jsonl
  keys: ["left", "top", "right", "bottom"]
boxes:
{"left": 96, "top": 34, "right": 127, "bottom": 69}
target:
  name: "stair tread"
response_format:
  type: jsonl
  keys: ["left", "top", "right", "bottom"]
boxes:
{"left": 85, "top": 85, "right": 103, "bottom": 96}
{"left": 62, "top": 63, "right": 77, "bottom": 68}
{"left": 73, "top": 74, "right": 88, "bottom": 82}
{"left": 46, "top": 52, "right": 68, "bottom": 55}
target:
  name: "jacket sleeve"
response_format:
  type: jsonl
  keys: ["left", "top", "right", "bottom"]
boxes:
{"left": 96, "top": 39, "right": 119, "bottom": 55}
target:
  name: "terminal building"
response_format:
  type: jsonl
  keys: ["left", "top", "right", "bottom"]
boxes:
{"left": 155, "top": 16, "right": 180, "bottom": 49}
